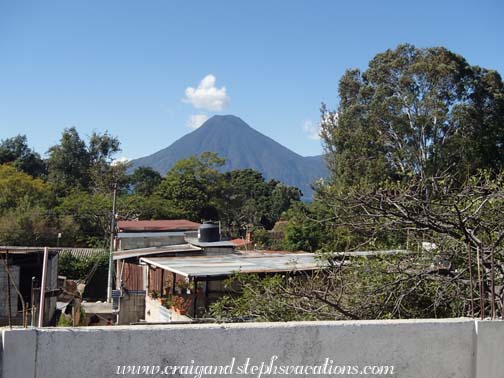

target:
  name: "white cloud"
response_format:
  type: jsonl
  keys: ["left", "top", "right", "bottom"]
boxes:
{"left": 302, "top": 120, "right": 321, "bottom": 140}
{"left": 111, "top": 156, "right": 130, "bottom": 166}
{"left": 183, "top": 74, "right": 230, "bottom": 111}
{"left": 187, "top": 114, "right": 209, "bottom": 130}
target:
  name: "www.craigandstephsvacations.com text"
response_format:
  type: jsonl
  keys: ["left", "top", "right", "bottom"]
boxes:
{"left": 115, "top": 356, "right": 395, "bottom": 377}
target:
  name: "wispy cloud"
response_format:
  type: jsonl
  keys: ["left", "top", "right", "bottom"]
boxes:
{"left": 183, "top": 74, "right": 230, "bottom": 111}
{"left": 186, "top": 114, "right": 209, "bottom": 130}
{"left": 302, "top": 120, "right": 321, "bottom": 140}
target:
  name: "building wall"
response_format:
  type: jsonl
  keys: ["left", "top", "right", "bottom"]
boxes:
{"left": 118, "top": 262, "right": 144, "bottom": 291}
{"left": 3, "top": 319, "right": 504, "bottom": 378}
{"left": 119, "top": 235, "right": 186, "bottom": 250}
{"left": 0, "top": 253, "right": 58, "bottom": 327}
{"left": 0, "top": 265, "right": 20, "bottom": 324}
{"left": 118, "top": 293, "right": 145, "bottom": 325}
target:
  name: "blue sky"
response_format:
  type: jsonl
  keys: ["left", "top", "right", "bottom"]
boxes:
{"left": 1, "top": 0, "right": 503, "bottom": 160}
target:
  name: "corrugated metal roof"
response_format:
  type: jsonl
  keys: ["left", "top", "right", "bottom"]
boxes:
{"left": 0, "top": 246, "right": 104, "bottom": 257}
{"left": 0, "top": 246, "right": 59, "bottom": 255}
{"left": 58, "top": 248, "right": 107, "bottom": 259}
{"left": 113, "top": 243, "right": 202, "bottom": 260}
{"left": 117, "top": 219, "right": 200, "bottom": 232}
{"left": 140, "top": 251, "right": 327, "bottom": 278}
{"left": 333, "top": 249, "right": 413, "bottom": 257}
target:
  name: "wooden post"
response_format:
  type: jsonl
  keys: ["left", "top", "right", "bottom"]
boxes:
{"left": 38, "top": 247, "right": 49, "bottom": 327}
{"left": 160, "top": 269, "right": 164, "bottom": 296}
{"left": 172, "top": 273, "right": 176, "bottom": 295}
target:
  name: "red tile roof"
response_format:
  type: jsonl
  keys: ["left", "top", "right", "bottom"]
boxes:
{"left": 117, "top": 220, "right": 200, "bottom": 232}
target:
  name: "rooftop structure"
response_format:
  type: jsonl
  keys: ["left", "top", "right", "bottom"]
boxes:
{"left": 140, "top": 251, "right": 327, "bottom": 279}
{"left": 117, "top": 219, "right": 200, "bottom": 233}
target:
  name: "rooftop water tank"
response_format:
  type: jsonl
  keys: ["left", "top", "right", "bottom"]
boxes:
{"left": 198, "top": 222, "right": 220, "bottom": 243}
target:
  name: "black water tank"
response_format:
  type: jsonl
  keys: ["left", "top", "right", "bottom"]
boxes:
{"left": 198, "top": 222, "right": 220, "bottom": 242}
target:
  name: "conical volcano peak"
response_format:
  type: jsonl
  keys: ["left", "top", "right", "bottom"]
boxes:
{"left": 130, "top": 115, "right": 328, "bottom": 199}
{"left": 198, "top": 114, "right": 253, "bottom": 131}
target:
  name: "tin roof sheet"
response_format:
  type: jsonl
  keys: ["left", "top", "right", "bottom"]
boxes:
{"left": 140, "top": 251, "right": 327, "bottom": 278}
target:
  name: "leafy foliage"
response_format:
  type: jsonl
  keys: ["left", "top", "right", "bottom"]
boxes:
{"left": 0, "top": 165, "right": 51, "bottom": 211}
{"left": 130, "top": 167, "right": 162, "bottom": 196}
{"left": 321, "top": 44, "right": 504, "bottom": 188}
{"left": 47, "top": 127, "right": 125, "bottom": 195}
{"left": 0, "top": 135, "right": 46, "bottom": 178}
{"left": 58, "top": 252, "right": 108, "bottom": 281}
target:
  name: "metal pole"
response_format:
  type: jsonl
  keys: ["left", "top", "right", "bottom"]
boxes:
{"left": 38, "top": 247, "right": 49, "bottom": 327}
{"left": 107, "top": 183, "right": 117, "bottom": 303}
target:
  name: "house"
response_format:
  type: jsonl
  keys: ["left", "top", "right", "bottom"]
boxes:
{"left": 116, "top": 219, "right": 200, "bottom": 250}
{"left": 112, "top": 220, "right": 235, "bottom": 323}
{"left": 112, "top": 220, "right": 319, "bottom": 324}
{"left": 140, "top": 250, "right": 328, "bottom": 322}
{"left": 113, "top": 243, "right": 204, "bottom": 324}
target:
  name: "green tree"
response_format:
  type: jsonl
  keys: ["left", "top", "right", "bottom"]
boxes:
{"left": 0, "top": 135, "right": 46, "bottom": 177}
{"left": 47, "top": 127, "right": 92, "bottom": 193}
{"left": 0, "top": 164, "right": 50, "bottom": 211}
{"left": 56, "top": 191, "right": 112, "bottom": 247}
{"left": 220, "top": 169, "right": 302, "bottom": 233}
{"left": 130, "top": 166, "right": 163, "bottom": 196}
{"left": 282, "top": 203, "right": 323, "bottom": 252}
{"left": 156, "top": 152, "right": 225, "bottom": 221}
{"left": 314, "top": 45, "right": 504, "bottom": 318}
{"left": 47, "top": 128, "right": 123, "bottom": 195}
{"left": 321, "top": 44, "right": 504, "bottom": 188}
{"left": 0, "top": 202, "right": 79, "bottom": 246}
{"left": 87, "top": 131, "right": 125, "bottom": 193}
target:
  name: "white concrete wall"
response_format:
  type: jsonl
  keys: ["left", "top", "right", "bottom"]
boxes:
{"left": 1, "top": 319, "right": 503, "bottom": 378}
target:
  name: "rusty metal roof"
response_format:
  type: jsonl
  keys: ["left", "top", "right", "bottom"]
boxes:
{"left": 117, "top": 219, "right": 200, "bottom": 232}
{"left": 117, "top": 231, "right": 186, "bottom": 238}
{"left": 139, "top": 251, "right": 327, "bottom": 278}
{"left": 113, "top": 243, "right": 202, "bottom": 260}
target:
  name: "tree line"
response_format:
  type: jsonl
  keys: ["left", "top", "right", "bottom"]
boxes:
{"left": 0, "top": 130, "right": 301, "bottom": 247}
